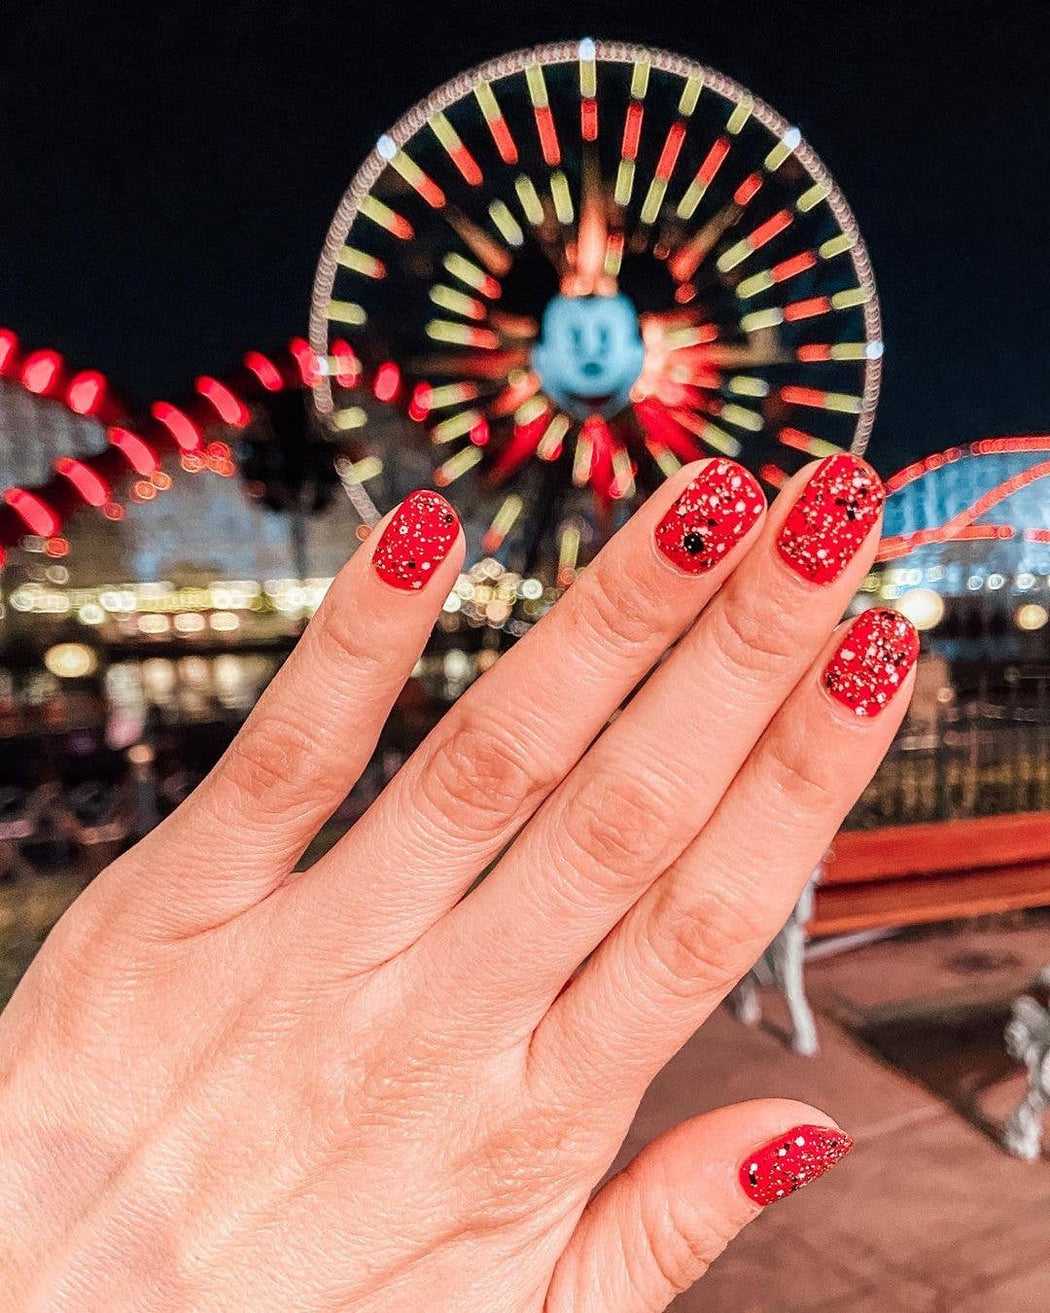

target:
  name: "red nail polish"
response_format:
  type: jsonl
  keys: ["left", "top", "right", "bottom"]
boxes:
{"left": 372, "top": 490, "right": 459, "bottom": 591}
{"left": 740, "top": 1125, "right": 854, "bottom": 1207}
{"left": 823, "top": 608, "right": 920, "bottom": 717}
{"left": 777, "top": 454, "right": 885, "bottom": 584}
{"left": 654, "top": 460, "right": 764, "bottom": 574}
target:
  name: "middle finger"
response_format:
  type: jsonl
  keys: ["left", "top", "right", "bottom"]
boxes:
{"left": 431, "top": 454, "right": 884, "bottom": 1021}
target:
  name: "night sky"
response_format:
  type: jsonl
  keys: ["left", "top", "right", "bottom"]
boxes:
{"left": 3, "top": 0, "right": 1049, "bottom": 474}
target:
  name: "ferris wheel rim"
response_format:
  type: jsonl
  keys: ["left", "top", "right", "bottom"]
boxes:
{"left": 308, "top": 37, "right": 882, "bottom": 454}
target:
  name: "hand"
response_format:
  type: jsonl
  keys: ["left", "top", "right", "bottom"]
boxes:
{"left": 0, "top": 459, "right": 914, "bottom": 1311}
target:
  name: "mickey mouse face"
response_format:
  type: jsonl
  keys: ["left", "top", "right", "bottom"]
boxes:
{"left": 531, "top": 293, "right": 645, "bottom": 420}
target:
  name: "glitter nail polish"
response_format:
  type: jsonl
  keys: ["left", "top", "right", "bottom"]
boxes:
{"left": 371, "top": 489, "right": 459, "bottom": 591}
{"left": 823, "top": 608, "right": 920, "bottom": 717}
{"left": 740, "top": 1124, "right": 854, "bottom": 1207}
{"left": 777, "top": 454, "right": 885, "bottom": 584}
{"left": 654, "top": 459, "right": 765, "bottom": 574}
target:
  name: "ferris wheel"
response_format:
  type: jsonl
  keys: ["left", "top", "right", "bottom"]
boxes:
{"left": 309, "top": 39, "right": 882, "bottom": 589}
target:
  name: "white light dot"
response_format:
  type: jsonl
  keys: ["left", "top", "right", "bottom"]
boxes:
{"left": 376, "top": 134, "right": 397, "bottom": 161}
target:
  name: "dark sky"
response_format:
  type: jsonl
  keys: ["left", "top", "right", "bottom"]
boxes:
{"left": 3, "top": 0, "right": 1049, "bottom": 473}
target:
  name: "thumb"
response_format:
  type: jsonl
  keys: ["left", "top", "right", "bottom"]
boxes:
{"left": 547, "top": 1100, "right": 853, "bottom": 1313}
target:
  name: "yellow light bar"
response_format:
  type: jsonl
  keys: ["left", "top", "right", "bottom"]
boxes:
{"left": 830, "top": 287, "right": 871, "bottom": 309}
{"left": 717, "top": 239, "right": 751, "bottom": 273}
{"left": 331, "top": 406, "right": 367, "bottom": 430}
{"left": 728, "top": 375, "right": 770, "bottom": 397}
{"left": 336, "top": 247, "right": 384, "bottom": 279}
{"left": 819, "top": 232, "right": 853, "bottom": 259}
{"left": 646, "top": 441, "right": 681, "bottom": 478}
{"left": 327, "top": 300, "right": 367, "bottom": 325}
{"left": 678, "top": 74, "right": 703, "bottom": 116}
{"left": 489, "top": 493, "right": 524, "bottom": 541}
{"left": 434, "top": 445, "right": 483, "bottom": 486}
{"left": 474, "top": 81, "right": 500, "bottom": 121}
{"left": 525, "top": 63, "right": 549, "bottom": 107}
{"left": 640, "top": 176, "right": 668, "bottom": 226}
{"left": 764, "top": 127, "right": 801, "bottom": 173}
{"left": 489, "top": 199, "right": 524, "bottom": 246}
{"left": 515, "top": 175, "right": 545, "bottom": 225}
{"left": 740, "top": 307, "right": 784, "bottom": 332}
{"left": 720, "top": 403, "right": 764, "bottom": 432}
{"left": 579, "top": 51, "right": 597, "bottom": 98}
{"left": 614, "top": 158, "right": 635, "bottom": 206}
{"left": 431, "top": 409, "right": 482, "bottom": 443}
{"left": 443, "top": 252, "right": 495, "bottom": 293}
{"left": 358, "top": 195, "right": 412, "bottom": 239}
{"left": 425, "top": 320, "right": 499, "bottom": 347}
{"left": 736, "top": 269, "right": 776, "bottom": 299}
{"left": 550, "top": 171, "right": 574, "bottom": 224}
{"left": 725, "top": 98, "right": 753, "bottom": 135}
{"left": 429, "top": 285, "right": 486, "bottom": 319}
{"left": 796, "top": 181, "right": 830, "bottom": 212}
{"left": 537, "top": 413, "right": 570, "bottom": 460}
{"left": 630, "top": 60, "right": 650, "bottom": 98}
{"left": 829, "top": 342, "right": 870, "bottom": 360}
{"left": 823, "top": 392, "right": 864, "bottom": 413}
{"left": 426, "top": 383, "right": 479, "bottom": 408}
{"left": 572, "top": 432, "right": 593, "bottom": 486}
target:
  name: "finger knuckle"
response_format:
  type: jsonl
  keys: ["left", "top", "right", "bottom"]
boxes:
{"left": 218, "top": 714, "right": 320, "bottom": 810}
{"left": 562, "top": 768, "right": 671, "bottom": 888}
{"left": 645, "top": 879, "right": 768, "bottom": 1001}
{"left": 421, "top": 712, "right": 553, "bottom": 838}
{"left": 310, "top": 591, "right": 388, "bottom": 683}
{"left": 711, "top": 592, "right": 798, "bottom": 683}
{"left": 641, "top": 1170, "right": 738, "bottom": 1295}
{"left": 764, "top": 733, "right": 839, "bottom": 812}
{"left": 568, "top": 555, "right": 662, "bottom": 660}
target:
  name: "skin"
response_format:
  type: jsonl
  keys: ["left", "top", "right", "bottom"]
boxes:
{"left": 0, "top": 458, "right": 913, "bottom": 1311}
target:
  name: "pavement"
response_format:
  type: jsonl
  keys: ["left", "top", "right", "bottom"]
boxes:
{"left": 614, "top": 920, "right": 1050, "bottom": 1311}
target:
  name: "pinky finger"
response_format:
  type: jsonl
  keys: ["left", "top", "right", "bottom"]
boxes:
{"left": 546, "top": 1101, "right": 853, "bottom": 1313}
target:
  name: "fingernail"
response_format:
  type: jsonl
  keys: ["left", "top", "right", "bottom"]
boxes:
{"left": 777, "top": 454, "right": 885, "bottom": 584}
{"left": 740, "top": 1124, "right": 854, "bottom": 1207}
{"left": 654, "top": 459, "right": 765, "bottom": 574}
{"left": 823, "top": 608, "right": 920, "bottom": 717}
{"left": 371, "top": 489, "right": 459, "bottom": 591}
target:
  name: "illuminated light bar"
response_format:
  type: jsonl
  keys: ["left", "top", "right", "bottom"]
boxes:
{"left": 537, "top": 413, "right": 570, "bottom": 461}
{"left": 829, "top": 342, "right": 873, "bottom": 361}
{"left": 331, "top": 407, "right": 367, "bottom": 431}
{"left": 336, "top": 247, "right": 386, "bottom": 279}
{"left": 525, "top": 63, "right": 560, "bottom": 165}
{"left": 735, "top": 270, "right": 775, "bottom": 299}
{"left": 108, "top": 426, "right": 159, "bottom": 475}
{"left": 772, "top": 250, "right": 817, "bottom": 282}
{"left": 819, "top": 232, "right": 853, "bottom": 260}
{"left": 558, "top": 522, "right": 582, "bottom": 585}
{"left": 641, "top": 121, "right": 687, "bottom": 223}
{"left": 151, "top": 402, "right": 202, "bottom": 453}
{"left": 429, "top": 285, "right": 487, "bottom": 319}
{"left": 196, "top": 376, "right": 250, "bottom": 426}
{"left": 630, "top": 60, "right": 651, "bottom": 98}
{"left": 0, "top": 328, "right": 19, "bottom": 375}
{"left": 831, "top": 287, "right": 872, "bottom": 310}
{"left": 764, "top": 126, "right": 801, "bottom": 173}
{"left": 726, "top": 97, "right": 753, "bottom": 134}
{"left": 551, "top": 171, "right": 574, "bottom": 224}
{"left": 427, "top": 382, "right": 480, "bottom": 409}
{"left": 514, "top": 175, "right": 545, "bottom": 226}
{"left": 779, "top": 426, "right": 842, "bottom": 457}
{"left": 4, "top": 487, "right": 61, "bottom": 537}
{"left": 678, "top": 74, "right": 703, "bottom": 116}
{"left": 666, "top": 323, "right": 720, "bottom": 349}
{"left": 740, "top": 307, "right": 784, "bottom": 332}
{"left": 357, "top": 195, "right": 413, "bottom": 239}
{"left": 408, "top": 383, "right": 432, "bottom": 421}
{"left": 339, "top": 456, "right": 383, "bottom": 484}
{"left": 326, "top": 300, "right": 367, "bottom": 325}
{"left": 728, "top": 375, "right": 770, "bottom": 397}
{"left": 760, "top": 463, "right": 789, "bottom": 488}
{"left": 781, "top": 385, "right": 863, "bottom": 414}
{"left": 733, "top": 172, "right": 763, "bottom": 206}
{"left": 429, "top": 112, "right": 483, "bottom": 185}
{"left": 717, "top": 213, "right": 792, "bottom": 274}
{"left": 783, "top": 296, "right": 831, "bottom": 322}
{"left": 646, "top": 441, "right": 681, "bottom": 478}
{"left": 431, "top": 409, "right": 482, "bottom": 444}
{"left": 677, "top": 135, "right": 731, "bottom": 219}
{"left": 578, "top": 39, "right": 597, "bottom": 94}
{"left": 373, "top": 361, "right": 401, "bottom": 402}
{"left": 483, "top": 494, "right": 524, "bottom": 552}
{"left": 581, "top": 99, "right": 598, "bottom": 141}
{"left": 66, "top": 370, "right": 107, "bottom": 416}
{"left": 622, "top": 101, "right": 644, "bottom": 160}
{"left": 425, "top": 320, "right": 500, "bottom": 348}
{"left": 796, "top": 181, "right": 831, "bottom": 213}
{"left": 672, "top": 410, "right": 742, "bottom": 458}
{"left": 572, "top": 429, "right": 593, "bottom": 487}
{"left": 443, "top": 252, "right": 501, "bottom": 298}
{"left": 434, "top": 444, "right": 483, "bottom": 486}
{"left": 21, "top": 349, "right": 63, "bottom": 395}
{"left": 604, "top": 232, "right": 625, "bottom": 277}
{"left": 387, "top": 149, "right": 446, "bottom": 208}
{"left": 329, "top": 339, "right": 361, "bottom": 387}
{"left": 611, "top": 445, "right": 635, "bottom": 499}
{"left": 640, "top": 177, "right": 668, "bottom": 226}
{"left": 243, "top": 350, "right": 284, "bottom": 391}
{"left": 489, "top": 199, "right": 524, "bottom": 247}
{"left": 515, "top": 396, "right": 548, "bottom": 426}
{"left": 614, "top": 159, "right": 635, "bottom": 207}
{"left": 288, "top": 337, "right": 319, "bottom": 386}
{"left": 474, "top": 81, "right": 518, "bottom": 164}
{"left": 470, "top": 417, "right": 490, "bottom": 446}
{"left": 55, "top": 457, "right": 109, "bottom": 506}
{"left": 797, "top": 344, "right": 832, "bottom": 362}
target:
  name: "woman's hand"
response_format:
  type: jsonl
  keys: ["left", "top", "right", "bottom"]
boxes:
{"left": 0, "top": 458, "right": 914, "bottom": 1311}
